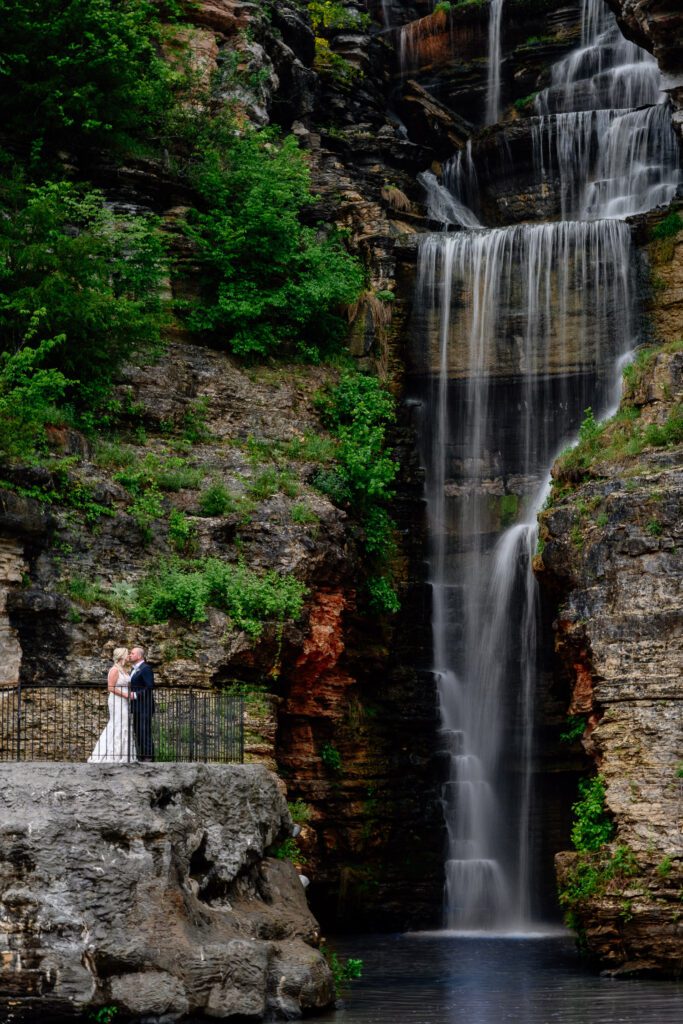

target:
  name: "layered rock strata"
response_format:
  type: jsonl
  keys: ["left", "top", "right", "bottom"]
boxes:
{"left": 537, "top": 343, "right": 683, "bottom": 975}
{"left": 0, "top": 763, "right": 333, "bottom": 1021}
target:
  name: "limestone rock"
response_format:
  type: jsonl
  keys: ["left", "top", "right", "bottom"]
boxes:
{"left": 0, "top": 763, "right": 334, "bottom": 1021}
{"left": 537, "top": 348, "right": 683, "bottom": 976}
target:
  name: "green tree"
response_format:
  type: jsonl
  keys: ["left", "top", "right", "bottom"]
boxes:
{"left": 183, "top": 121, "right": 364, "bottom": 359}
{"left": 0, "top": 332, "right": 69, "bottom": 459}
{"left": 0, "top": 175, "right": 167, "bottom": 417}
{"left": 0, "top": 0, "right": 175, "bottom": 161}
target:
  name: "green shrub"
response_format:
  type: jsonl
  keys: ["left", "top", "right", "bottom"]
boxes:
{"left": 271, "top": 836, "right": 304, "bottom": 863}
{"left": 182, "top": 398, "right": 212, "bottom": 443}
{"left": 315, "top": 371, "right": 400, "bottom": 613}
{"left": 367, "top": 575, "right": 400, "bottom": 614}
{"left": 285, "top": 433, "right": 337, "bottom": 462}
{"left": 66, "top": 576, "right": 103, "bottom": 605}
{"left": 315, "top": 371, "right": 397, "bottom": 509}
{"left": 0, "top": 335, "right": 68, "bottom": 460}
{"left": 321, "top": 946, "right": 363, "bottom": 998}
{"left": 308, "top": 1, "right": 369, "bottom": 31}
{"left": 198, "top": 482, "right": 237, "bottom": 517}
{"left": 291, "top": 503, "right": 319, "bottom": 525}
{"left": 248, "top": 467, "right": 299, "bottom": 501}
{"left": 321, "top": 741, "right": 343, "bottom": 775}
{"left": 132, "top": 558, "right": 307, "bottom": 638}
{"left": 560, "top": 715, "right": 586, "bottom": 744}
{"left": 313, "top": 37, "right": 361, "bottom": 86}
{"left": 155, "top": 459, "right": 204, "bottom": 492}
{"left": 559, "top": 844, "right": 638, "bottom": 924}
{"left": 363, "top": 506, "right": 396, "bottom": 562}
{"left": 115, "top": 454, "right": 202, "bottom": 494}
{"left": 651, "top": 212, "right": 683, "bottom": 240}
{"left": 129, "top": 487, "right": 164, "bottom": 542}
{"left": 89, "top": 1007, "right": 118, "bottom": 1024}
{"left": 0, "top": 177, "right": 166, "bottom": 417}
{"left": 183, "top": 121, "right": 364, "bottom": 360}
{"left": 571, "top": 775, "right": 614, "bottom": 852}
{"left": 288, "top": 799, "right": 312, "bottom": 824}
{"left": 656, "top": 855, "right": 672, "bottom": 878}
{"left": 0, "top": 0, "right": 177, "bottom": 161}
{"left": 168, "top": 509, "right": 197, "bottom": 553}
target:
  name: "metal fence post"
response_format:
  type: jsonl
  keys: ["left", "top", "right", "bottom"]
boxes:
{"left": 188, "top": 689, "right": 195, "bottom": 762}
{"left": 16, "top": 681, "right": 21, "bottom": 761}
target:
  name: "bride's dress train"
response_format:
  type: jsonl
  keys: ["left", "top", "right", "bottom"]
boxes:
{"left": 88, "top": 673, "right": 137, "bottom": 763}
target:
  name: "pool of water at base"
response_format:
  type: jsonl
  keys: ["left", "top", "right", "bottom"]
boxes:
{"left": 305, "top": 932, "right": 683, "bottom": 1024}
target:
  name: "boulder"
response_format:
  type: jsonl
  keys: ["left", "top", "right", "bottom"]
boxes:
{"left": 0, "top": 763, "right": 334, "bottom": 1021}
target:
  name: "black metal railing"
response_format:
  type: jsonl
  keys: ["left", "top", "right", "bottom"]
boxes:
{"left": 0, "top": 685, "right": 244, "bottom": 764}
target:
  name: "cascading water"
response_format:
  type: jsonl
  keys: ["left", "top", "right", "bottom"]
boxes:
{"left": 414, "top": 0, "right": 681, "bottom": 930}
{"left": 486, "top": 0, "right": 505, "bottom": 124}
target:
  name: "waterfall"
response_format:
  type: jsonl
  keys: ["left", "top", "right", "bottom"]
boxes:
{"left": 414, "top": 0, "right": 680, "bottom": 931}
{"left": 486, "top": 0, "right": 505, "bottom": 124}
{"left": 418, "top": 171, "right": 482, "bottom": 228}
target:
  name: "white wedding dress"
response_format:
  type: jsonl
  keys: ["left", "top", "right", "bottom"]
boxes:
{"left": 88, "top": 670, "right": 137, "bottom": 763}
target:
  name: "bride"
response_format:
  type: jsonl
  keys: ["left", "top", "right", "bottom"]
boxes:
{"left": 88, "top": 647, "right": 137, "bottom": 763}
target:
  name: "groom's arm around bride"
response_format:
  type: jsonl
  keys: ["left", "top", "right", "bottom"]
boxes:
{"left": 129, "top": 645, "right": 155, "bottom": 762}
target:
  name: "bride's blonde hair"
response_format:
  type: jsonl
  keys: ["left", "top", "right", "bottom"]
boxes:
{"left": 112, "top": 647, "right": 128, "bottom": 665}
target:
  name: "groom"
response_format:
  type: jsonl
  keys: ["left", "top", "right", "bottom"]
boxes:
{"left": 130, "top": 646, "right": 155, "bottom": 762}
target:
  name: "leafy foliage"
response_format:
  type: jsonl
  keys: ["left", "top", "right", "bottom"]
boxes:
{"left": 560, "top": 715, "right": 586, "bottom": 744}
{"left": 559, "top": 844, "right": 639, "bottom": 934}
{"left": 288, "top": 799, "right": 312, "bottom": 824}
{"left": 168, "top": 509, "right": 197, "bottom": 553}
{"left": 0, "top": 176, "right": 166, "bottom": 421}
{"left": 321, "top": 945, "right": 363, "bottom": 998}
{"left": 320, "top": 741, "right": 343, "bottom": 775}
{"left": 571, "top": 775, "right": 614, "bottom": 852}
{"left": 198, "top": 481, "right": 237, "bottom": 517}
{"left": 315, "top": 371, "right": 400, "bottom": 612}
{"left": 651, "top": 212, "right": 683, "bottom": 240}
{"left": 183, "top": 121, "right": 364, "bottom": 360}
{"left": 0, "top": 0, "right": 176, "bottom": 161}
{"left": 131, "top": 558, "right": 307, "bottom": 638}
{"left": 0, "top": 335, "right": 69, "bottom": 459}
{"left": 271, "top": 836, "right": 305, "bottom": 863}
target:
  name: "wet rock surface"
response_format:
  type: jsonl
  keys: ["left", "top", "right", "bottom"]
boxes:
{"left": 0, "top": 762, "right": 333, "bottom": 1021}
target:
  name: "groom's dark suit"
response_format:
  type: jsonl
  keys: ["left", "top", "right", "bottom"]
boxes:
{"left": 130, "top": 660, "right": 155, "bottom": 761}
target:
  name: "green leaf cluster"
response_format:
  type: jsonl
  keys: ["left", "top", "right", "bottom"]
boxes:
{"left": 650, "top": 212, "right": 683, "bottom": 241}
{"left": 183, "top": 123, "right": 364, "bottom": 360}
{"left": 320, "top": 741, "right": 343, "bottom": 775}
{"left": 132, "top": 558, "right": 307, "bottom": 638}
{"left": 0, "top": 336, "right": 69, "bottom": 459}
{"left": 560, "top": 714, "right": 586, "bottom": 744}
{"left": 315, "top": 371, "right": 400, "bottom": 613}
{"left": 571, "top": 775, "right": 614, "bottom": 852}
{"left": 308, "top": 2, "right": 369, "bottom": 32}
{"left": 0, "top": 176, "right": 166, "bottom": 427}
{"left": 0, "top": 0, "right": 176, "bottom": 161}
{"left": 321, "top": 945, "right": 363, "bottom": 998}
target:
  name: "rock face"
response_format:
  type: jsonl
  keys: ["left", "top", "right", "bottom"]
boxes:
{"left": 0, "top": 763, "right": 334, "bottom": 1021}
{"left": 536, "top": 344, "right": 683, "bottom": 975}
{"left": 608, "top": 0, "right": 683, "bottom": 74}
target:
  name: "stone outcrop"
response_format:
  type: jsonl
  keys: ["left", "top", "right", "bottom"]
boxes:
{"left": 608, "top": 0, "right": 683, "bottom": 74}
{"left": 536, "top": 343, "right": 683, "bottom": 975}
{"left": 0, "top": 763, "right": 333, "bottom": 1021}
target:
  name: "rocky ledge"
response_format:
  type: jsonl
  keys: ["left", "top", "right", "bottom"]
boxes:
{"left": 0, "top": 763, "right": 334, "bottom": 1021}
{"left": 536, "top": 346, "right": 683, "bottom": 976}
